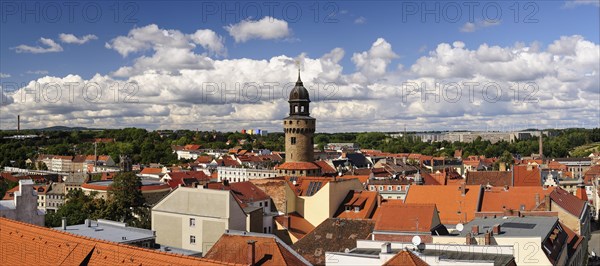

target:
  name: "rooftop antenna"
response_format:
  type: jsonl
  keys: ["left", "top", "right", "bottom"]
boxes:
{"left": 295, "top": 59, "right": 302, "bottom": 81}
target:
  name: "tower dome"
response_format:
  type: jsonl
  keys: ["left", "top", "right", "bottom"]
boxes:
{"left": 288, "top": 73, "right": 310, "bottom": 116}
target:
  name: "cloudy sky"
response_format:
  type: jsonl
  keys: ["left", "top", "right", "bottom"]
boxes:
{"left": 0, "top": 0, "right": 599, "bottom": 132}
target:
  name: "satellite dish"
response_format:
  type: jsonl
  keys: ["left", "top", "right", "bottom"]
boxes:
{"left": 456, "top": 223, "right": 464, "bottom": 232}
{"left": 411, "top": 235, "right": 422, "bottom": 246}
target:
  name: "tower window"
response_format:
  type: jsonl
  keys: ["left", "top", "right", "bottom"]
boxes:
{"left": 294, "top": 106, "right": 299, "bottom": 113}
{"left": 300, "top": 106, "right": 305, "bottom": 112}
{"left": 291, "top": 137, "right": 296, "bottom": 145}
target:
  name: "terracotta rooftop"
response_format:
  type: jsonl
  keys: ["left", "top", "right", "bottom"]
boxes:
{"left": 276, "top": 162, "right": 321, "bottom": 170}
{"left": 164, "top": 171, "right": 210, "bottom": 189}
{"left": 480, "top": 186, "right": 554, "bottom": 212}
{"left": 140, "top": 167, "right": 162, "bottom": 175}
{"left": 204, "top": 231, "right": 310, "bottom": 266}
{"left": 274, "top": 212, "right": 316, "bottom": 240}
{"left": 404, "top": 184, "right": 482, "bottom": 224}
{"left": 382, "top": 250, "right": 429, "bottom": 266}
{"left": 513, "top": 165, "right": 541, "bottom": 186}
{"left": 0, "top": 217, "right": 231, "bottom": 265}
{"left": 250, "top": 178, "right": 288, "bottom": 212}
{"left": 550, "top": 187, "right": 587, "bottom": 217}
{"left": 293, "top": 218, "right": 375, "bottom": 266}
{"left": 334, "top": 191, "right": 379, "bottom": 219}
{"left": 374, "top": 203, "right": 439, "bottom": 232}
{"left": 286, "top": 176, "right": 332, "bottom": 197}
{"left": 314, "top": 160, "right": 337, "bottom": 174}
{"left": 466, "top": 171, "right": 512, "bottom": 187}
{"left": 195, "top": 155, "right": 214, "bottom": 164}
{"left": 206, "top": 181, "right": 271, "bottom": 208}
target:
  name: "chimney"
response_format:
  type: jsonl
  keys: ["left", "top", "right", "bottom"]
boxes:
{"left": 499, "top": 162, "right": 506, "bottom": 172}
{"left": 484, "top": 231, "right": 491, "bottom": 245}
{"left": 377, "top": 194, "right": 382, "bottom": 207}
{"left": 544, "top": 194, "right": 551, "bottom": 211}
{"left": 539, "top": 132, "right": 543, "bottom": 160}
{"left": 460, "top": 183, "right": 466, "bottom": 196}
{"left": 247, "top": 240, "right": 256, "bottom": 266}
{"left": 61, "top": 217, "right": 67, "bottom": 230}
{"left": 380, "top": 242, "right": 392, "bottom": 254}
{"left": 85, "top": 219, "right": 91, "bottom": 227}
{"left": 493, "top": 224, "right": 501, "bottom": 235}
{"left": 471, "top": 225, "right": 479, "bottom": 235}
{"left": 466, "top": 232, "right": 473, "bottom": 245}
{"left": 535, "top": 193, "right": 540, "bottom": 206}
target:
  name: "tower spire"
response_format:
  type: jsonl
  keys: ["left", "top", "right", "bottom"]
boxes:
{"left": 295, "top": 60, "right": 302, "bottom": 83}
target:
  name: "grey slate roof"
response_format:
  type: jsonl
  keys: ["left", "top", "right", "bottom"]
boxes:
{"left": 54, "top": 219, "right": 154, "bottom": 244}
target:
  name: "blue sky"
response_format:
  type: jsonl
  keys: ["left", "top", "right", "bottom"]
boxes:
{"left": 0, "top": 0, "right": 599, "bottom": 132}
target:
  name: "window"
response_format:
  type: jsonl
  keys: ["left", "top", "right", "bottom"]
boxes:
{"left": 190, "top": 235, "right": 196, "bottom": 244}
{"left": 396, "top": 186, "right": 401, "bottom": 191}
{"left": 291, "top": 137, "right": 296, "bottom": 145}
{"left": 300, "top": 106, "right": 305, "bottom": 112}
{"left": 378, "top": 186, "right": 383, "bottom": 191}
{"left": 189, "top": 218, "right": 195, "bottom": 227}
{"left": 259, "top": 202, "right": 263, "bottom": 207}
{"left": 264, "top": 227, "right": 267, "bottom": 233}
{"left": 369, "top": 185, "right": 375, "bottom": 191}
{"left": 387, "top": 186, "right": 392, "bottom": 191}
{"left": 265, "top": 201, "right": 269, "bottom": 207}
{"left": 354, "top": 206, "right": 360, "bottom": 212}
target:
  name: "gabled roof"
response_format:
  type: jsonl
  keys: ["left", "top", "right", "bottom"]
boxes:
{"left": 513, "top": 165, "right": 541, "bottom": 186}
{"left": 274, "top": 212, "right": 316, "bottom": 240}
{"left": 314, "top": 160, "right": 336, "bottom": 174}
{"left": 195, "top": 155, "right": 214, "bottom": 164}
{"left": 334, "top": 191, "right": 379, "bottom": 219}
{"left": 204, "top": 231, "right": 310, "bottom": 266}
{"left": 480, "top": 186, "right": 554, "bottom": 212}
{"left": 140, "top": 167, "right": 162, "bottom": 175}
{"left": 164, "top": 171, "right": 210, "bottom": 189}
{"left": 207, "top": 181, "right": 270, "bottom": 207}
{"left": 293, "top": 218, "right": 375, "bottom": 266}
{"left": 382, "top": 250, "right": 429, "bottom": 266}
{"left": 466, "top": 171, "right": 512, "bottom": 187}
{"left": 0, "top": 217, "right": 230, "bottom": 265}
{"left": 550, "top": 187, "right": 587, "bottom": 217}
{"left": 286, "top": 176, "right": 332, "bottom": 197}
{"left": 404, "top": 185, "right": 482, "bottom": 224}
{"left": 374, "top": 203, "right": 438, "bottom": 232}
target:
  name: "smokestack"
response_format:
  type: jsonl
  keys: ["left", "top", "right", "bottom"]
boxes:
{"left": 17, "top": 115, "right": 20, "bottom": 132}
{"left": 61, "top": 217, "right": 67, "bottom": 230}
{"left": 539, "top": 132, "right": 543, "bottom": 160}
{"left": 247, "top": 240, "right": 256, "bottom": 266}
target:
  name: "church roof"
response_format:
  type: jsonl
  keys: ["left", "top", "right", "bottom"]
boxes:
{"left": 289, "top": 73, "right": 310, "bottom": 102}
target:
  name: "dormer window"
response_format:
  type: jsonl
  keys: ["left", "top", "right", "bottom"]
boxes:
{"left": 354, "top": 206, "right": 360, "bottom": 212}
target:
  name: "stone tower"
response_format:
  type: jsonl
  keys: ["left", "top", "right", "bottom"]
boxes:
{"left": 283, "top": 72, "right": 315, "bottom": 163}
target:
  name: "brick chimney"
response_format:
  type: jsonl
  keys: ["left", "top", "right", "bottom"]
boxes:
{"left": 493, "top": 224, "right": 501, "bottom": 235}
{"left": 466, "top": 232, "right": 473, "bottom": 245}
{"left": 535, "top": 193, "right": 540, "bottom": 206}
{"left": 484, "top": 231, "right": 491, "bottom": 245}
{"left": 471, "top": 225, "right": 479, "bottom": 235}
{"left": 460, "top": 182, "right": 466, "bottom": 196}
{"left": 544, "top": 194, "right": 551, "bottom": 211}
{"left": 377, "top": 194, "right": 382, "bottom": 207}
{"left": 247, "top": 240, "right": 256, "bottom": 266}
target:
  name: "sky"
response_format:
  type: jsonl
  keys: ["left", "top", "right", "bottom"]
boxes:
{"left": 0, "top": 0, "right": 599, "bottom": 133}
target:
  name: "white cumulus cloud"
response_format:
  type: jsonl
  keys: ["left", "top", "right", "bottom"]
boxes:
{"left": 59, "top": 33, "right": 98, "bottom": 44}
{"left": 13, "top": 38, "right": 63, "bottom": 53}
{"left": 225, "top": 17, "right": 291, "bottom": 43}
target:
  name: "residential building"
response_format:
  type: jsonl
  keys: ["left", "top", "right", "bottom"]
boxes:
{"left": 513, "top": 164, "right": 542, "bottom": 186}
{"left": 548, "top": 187, "right": 591, "bottom": 255}
{"left": 44, "top": 182, "right": 65, "bottom": 212}
{"left": 151, "top": 187, "right": 258, "bottom": 255}
{"left": 217, "top": 166, "right": 278, "bottom": 183}
{"left": 81, "top": 179, "right": 171, "bottom": 204}
{"left": 368, "top": 179, "right": 411, "bottom": 200}
{"left": 554, "top": 157, "right": 593, "bottom": 178}
{"left": 0, "top": 179, "right": 45, "bottom": 226}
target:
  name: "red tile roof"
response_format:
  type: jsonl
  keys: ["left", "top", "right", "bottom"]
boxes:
{"left": 466, "top": 171, "right": 512, "bottom": 187}
{"left": 140, "top": 167, "right": 162, "bottom": 175}
{"left": 374, "top": 203, "right": 438, "bottom": 232}
{"left": 480, "top": 186, "right": 554, "bottom": 212}
{"left": 382, "top": 250, "right": 429, "bottom": 266}
{"left": 0, "top": 217, "right": 231, "bottom": 265}
{"left": 335, "top": 191, "right": 379, "bottom": 219}
{"left": 204, "top": 232, "right": 308, "bottom": 266}
{"left": 404, "top": 185, "right": 482, "bottom": 224}
{"left": 195, "top": 155, "right": 214, "bottom": 164}
{"left": 274, "top": 212, "right": 316, "bottom": 240}
{"left": 276, "top": 162, "right": 321, "bottom": 170}
{"left": 164, "top": 171, "right": 210, "bottom": 189}
{"left": 286, "top": 177, "right": 332, "bottom": 197}
{"left": 513, "top": 165, "right": 541, "bottom": 187}
{"left": 550, "top": 187, "right": 587, "bottom": 217}
{"left": 207, "top": 181, "right": 270, "bottom": 207}
{"left": 314, "top": 160, "right": 337, "bottom": 174}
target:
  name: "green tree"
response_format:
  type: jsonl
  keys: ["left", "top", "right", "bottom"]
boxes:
{"left": 107, "top": 172, "right": 146, "bottom": 225}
